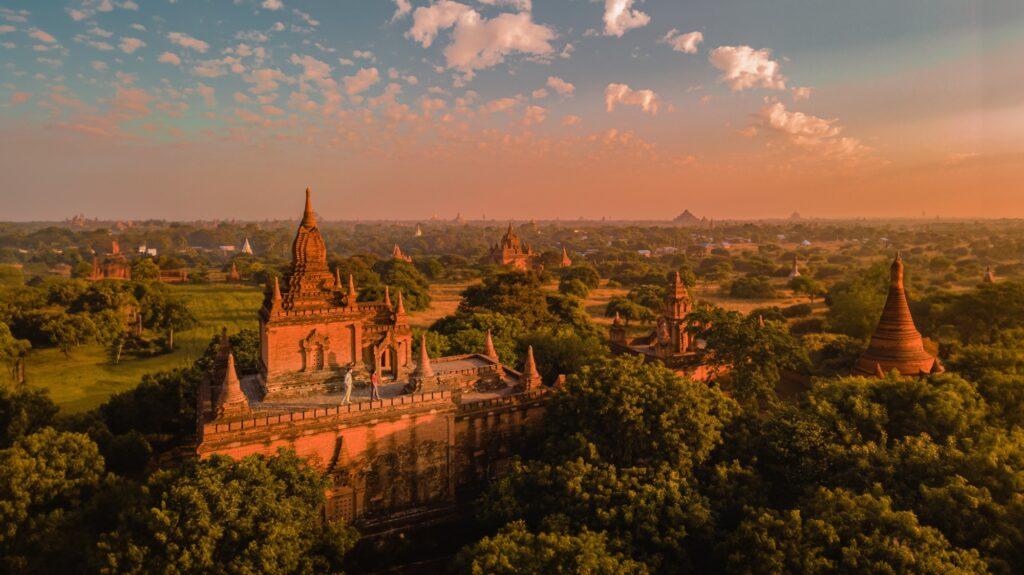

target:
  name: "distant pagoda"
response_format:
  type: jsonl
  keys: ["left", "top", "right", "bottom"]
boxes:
{"left": 672, "top": 209, "right": 702, "bottom": 226}
{"left": 853, "top": 253, "right": 942, "bottom": 377}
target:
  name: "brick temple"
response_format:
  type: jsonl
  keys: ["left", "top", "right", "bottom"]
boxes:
{"left": 609, "top": 271, "right": 715, "bottom": 381}
{"left": 196, "top": 189, "right": 552, "bottom": 526}
{"left": 490, "top": 222, "right": 540, "bottom": 270}
{"left": 854, "top": 253, "right": 943, "bottom": 377}
{"left": 89, "top": 240, "right": 131, "bottom": 280}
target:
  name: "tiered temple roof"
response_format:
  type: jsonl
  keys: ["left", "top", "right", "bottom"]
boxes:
{"left": 853, "top": 254, "right": 942, "bottom": 377}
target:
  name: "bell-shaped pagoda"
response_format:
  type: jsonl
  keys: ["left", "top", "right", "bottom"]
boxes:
{"left": 853, "top": 254, "right": 942, "bottom": 377}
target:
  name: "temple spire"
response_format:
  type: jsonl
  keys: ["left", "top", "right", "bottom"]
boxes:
{"left": 484, "top": 330, "right": 499, "bottom": 362}
{"left": 271, "top": 276, "right": 282, "bottom": 303}
{"left": 395, "top": 290, "right": 407, "bottom": 316}
{"left": 522, "top": 345, "right": 542, "bottom": 390}
{"left": 334, "top": 267, "right": 342, "bottom": 289}
{"left": 853, "top": 253, "right": 942, "bottom": 377}
{"left": 216, "top": 352, "right": 249, "bottom": 417}
{"left": 415, "top": 333, "right": 434, "bottom": 378}
{"left": 347, "top": 274, "right": 357, "bottom": 306}
{"left": 384, "top": 285, "right": 392, "bottom": 308}
{"left": 301, "top": 187, "right": 316, "bottom": 227}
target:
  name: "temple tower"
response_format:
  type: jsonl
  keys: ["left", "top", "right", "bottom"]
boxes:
{"left": 853, "top": 254, "right": 942, "bottom": 377}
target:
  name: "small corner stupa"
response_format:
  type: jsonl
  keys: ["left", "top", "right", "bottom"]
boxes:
{"left": 853, "top": 253, "right": 942, "bottom": 377}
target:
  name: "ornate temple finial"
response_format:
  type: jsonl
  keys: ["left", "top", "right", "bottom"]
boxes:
{"left": 395, "top": 289, "right": 406, "bottom": 315}
{"left": 347, "top": 274, "right": 357, "bottom": 305}
{"left": 874, "top": 362, "right": 885, "bottom": 379}
{"left": 415, "top": 333, "right": 434, "bottom": 378}
{"left": 890, "top": 252, "right": 904, "bottom": 289}
{"left": 757, "top": 314, "right": 765, "bottom": 328}
{"left": 384, "top": 285, "right": 392, "bottom": 308}
{"left": 216, "top": 352, "right": 249, "bottom": 417}
{"left": 334, "top": 267, "right": 342, "bottom": 289}
{"left": 220, "top": 326, "right": 229, "bottom": 347}
{"left": 271, "top": 276, "right": 282, "bottom": 302}
{"left": 301, "top": 187, "right": 316, "bottom": 227}
{"left": 522, "top": 345, "right": 542, "bottom": 390}
{"left": 484, "top": 330, "right": 499, "bottom": 362}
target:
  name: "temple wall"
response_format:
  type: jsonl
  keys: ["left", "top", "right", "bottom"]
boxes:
{"left": 198, "top": 390, "right": 550, "bottom": 526}
{"left": 265, "top": 321, "right": 361, "bottom": 375}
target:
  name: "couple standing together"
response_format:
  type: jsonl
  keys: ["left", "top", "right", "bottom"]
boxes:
{"left": 342, "top": 369, "right": 381, "bottom": 404}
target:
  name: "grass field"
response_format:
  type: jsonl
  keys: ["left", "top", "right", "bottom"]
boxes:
{"left": 16, "top": 284, "right": 263, "bottom": 413}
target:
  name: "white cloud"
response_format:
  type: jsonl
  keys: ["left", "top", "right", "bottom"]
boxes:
{"left": 28, "top": 29, "right": 57, "bottom": 44}
{"left": 119, "top": 37, "right": 145, "bottom": 54}
{"left": 661, "top": 29, "right": 702, "bottom": 54}
{"left": 0, "top": 25, "right": 13, "bottom": 34}
{"left": 408, "top": 1, "right": 554, "bottom": 73}
{"left": 262, "top": 0, "right": 284, "bottom": 10}
{"left": 709, "top": 45, "right": 786, "bottom": 91}
{"left": 167, "top": 31, "right": 209, "bottom": 53}
{"left": 531, "top": 88, "right": 547, "bottom": 99}
{"left": 158, "top": 52, "right": 181, "bottom": 66}
{"left": 791, "top": 86, "right": 813, "bottom": 101}
{"left": 343, "top": 67, "right": 379, "bottom": 95}
{"left": 603, "top": 0, "right": 649, "bottom": 37}
{"left": 408, "top": 0, "right": 474, "bottom": 48}
{"left": 546, "top": 76, "right": 574, "bottom": 96}
{"left": 444, "top": 11, "right": 555, "bottom": 72}
{"left": 88, "top": 26, "right": 113, "bottom": 38}
{"left": 604, "top": 83, "right": 660, "bottom": 114}
{"left": 479, "top": 0, "right": 532, "bottom": 10}
{"left": 562, "top": 114, "right": 581, "bottom": 126}
{"left": 391, "top": 0, "right": 412, "bottom": 21}
{"left": 521, "top": 104, "right": 545, "bottom": 126}
{"left": 755, "top": 101, "right": 869, "bottom": 160}
{"left": 353, "top": 49, "right": 375, "bottom": 61}
{"left": 290, "top": 53, "right": 336, "bottom": 89}
{"left": 245, "top": 68, "right": 287, "bottom": 94}
{"left": 481, "top": 96, "right": 519, "bottom": 113}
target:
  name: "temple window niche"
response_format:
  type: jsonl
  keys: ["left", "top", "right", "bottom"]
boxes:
{"left": 302, "top": 329, "right": 330, "bottom": 372}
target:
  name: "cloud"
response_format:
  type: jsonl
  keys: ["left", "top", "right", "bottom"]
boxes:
{"left": 167, "top": 32, "right": 209, "bottom": 53}
{"left": 391, "top": 0, "right": 411, "bottom": 21}
{"left": 531, "top": 88, "right": 547, "bottom": 99}
{"left": 755, "top": 100, "right": 869, "bottom": 161}
{"left": 481, "top": 96, "right": 519, "bottom": 113}
{"left": 245, "top": 68, "right": 287, "bottom": 94}
{"left": 119, "top": 37, "right": 145, "bottom": 54}
{"left": 604, "top": 83, "right": 660, "bottom": 114}
{"left": 444, "top": 11, "right": 555, "bottom": 72}
{"left": 28, "top": 29, "right": 57, "bottom": 44}
{"left": 290, "top": 53, "right": 336, "bottom": 89}
{"left": 661, "top": 29, "right": 702, "bottom": 54}
{"left": 603, "top": 0, "right": 649, "bottom": 37}
{"left": 562, "top": 114, "right": 581, "bottom": 126}
{"left": 343, "top": 67, "right": 379, "bottom": 95}
{"left": 408, "top": 1, "right": 554, "bottom": 73}
{"left": 9, "top": 91, "right": 31, "bottom": 104}
{"left": 479, "top": 0, "right": 532, "bottom": 10}
{"left": 546, "top": 76, "right": 574, "bottom": 96}
{"left": 196, "top": 83, "right": 216, "bottom": 107}
{"left": 408, "top": 0, "right": 474, "bottom": 48}
{"left": 709, "top": 45, "right": 786, "bottom": 91}
{"left": 791, "top": 86, "right": 812, "bottom": 101}
{"left": 158, "top": 52, "right": 181, "bottom": 66}
{"left": 521, "top": 104, "right": 545, "bottom": 126}
{"left": 262, "top": 0, "right": 284, "bottom": 10}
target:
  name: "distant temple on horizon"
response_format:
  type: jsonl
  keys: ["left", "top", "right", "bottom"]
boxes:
{"left": 490, "top": 222, "right": 540, "bottom": 271}
{"left": 90, "top": 240, "right": 131, "bottom": 280}
{"left": 196, "top": 188, "right": 553, "bottom": 527}
{"left": 853, "top": 253, "right": 943, "bottom": 377}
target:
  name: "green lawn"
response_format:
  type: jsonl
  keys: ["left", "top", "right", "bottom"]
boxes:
{"left": 15, "top": 284, "right": 263, "bottom": 414}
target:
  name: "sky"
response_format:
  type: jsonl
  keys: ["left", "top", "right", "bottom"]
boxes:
{"left": 0, "top": 0, "right": 1023, "bottom": 221}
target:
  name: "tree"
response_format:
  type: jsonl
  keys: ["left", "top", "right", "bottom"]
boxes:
{"left": 788, "top": 275, "right": 825, "bottom": 302}
{"left": 605, "top": 296, "right": 655, "bottom": 325}
{"left": 0, "top": 428, "right": 106, "bottom": 574}
{"left": 826, "top": 263, "right": 890, "bottom": 340}
{"left": 546, "top": 355, "right": 737, "bottom": 470}
{"left": 42, "top": 313, "right": 97, "bottom": 358}
{"left": 558, "top": 278, "right": 589, "bottom": 299}
{"left": 687, "top": 307, "right": 810, "bottom": 408}
{"left": 0, "top": 322, "right": 30, "bottom": 384}
{"left": 96, "top": 449, "right": 358, "bottom": 574}
{"left": 559, "top": 264, "right": 601, "bottom": 290}
{"left": 729, "top": 275, "right": 777, "bottom": 299}
{"left": 460, "top": 271, "right": 552, "bottom": 329}
{"left": 455, "top": 521, "right": 649, "bottom": 575}
{"left": 722, "top": 488, "right": 988, "bottom": 575}
{"left": 150, "top": 297, "right": 197, "bottom": 351}
{"left": 0, "top": 383, "right": 57, "bottom": 448}
{"left": 129, "top": 258, "right": 160, "bottom": 281}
